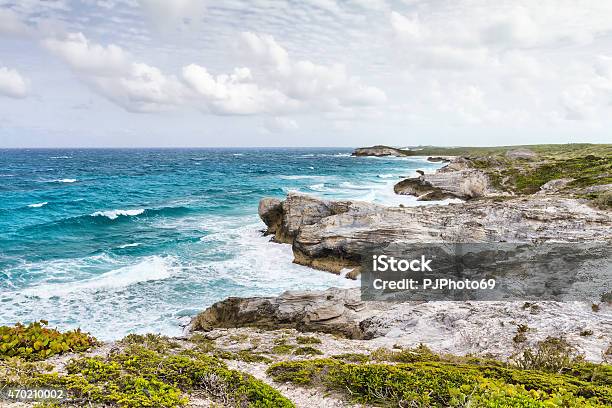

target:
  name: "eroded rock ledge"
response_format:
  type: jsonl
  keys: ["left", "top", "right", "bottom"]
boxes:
{"left": 189, "top": 287, "right": 612, "bottom": 361}
{"left": 394, "top": 157, "right": 495, "bottom": 200}
{"left": 189, "top": 287, "right": 378, "bottom": 339}
{"left": 258, "top": 192, "right": 611, "bottom": 277}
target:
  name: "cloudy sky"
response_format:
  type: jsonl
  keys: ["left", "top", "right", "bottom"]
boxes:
{"left": 1, "top": 0, "right": 611, "bottom": 147}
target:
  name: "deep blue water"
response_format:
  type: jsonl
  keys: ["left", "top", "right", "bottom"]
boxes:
{"left": 0, "top": 148, "right": 441, "bottom": 339}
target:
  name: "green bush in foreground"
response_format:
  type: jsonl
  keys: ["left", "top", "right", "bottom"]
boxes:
{"left": 2, "top": 344, "right": 293, "bottom": 407}
{"left": 268, "top": 356, "right": 612, "bottom": 407}
{"left": 0, "top": 321, "right": 97, "bottom": 361}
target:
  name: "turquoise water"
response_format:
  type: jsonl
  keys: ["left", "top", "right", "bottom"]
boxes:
{"left": 0, "top": 148, "right": 441, "bottom": 339}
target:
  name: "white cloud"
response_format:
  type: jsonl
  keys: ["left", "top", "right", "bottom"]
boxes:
{"left": 237, "top": 32, "right": 387, "bottom": 108}
{"left": 42, "top": 31, "right": 384, "bottom": 115}
{"left": 390, "top": 11, "right": 424, "bottom": 43}
{"left": 43, "top": 32, "right": 183, "bottom": 112}
{"left": 43, "top": 33, "right": 129, "bottom": 76}
{"left": 183, "top": 32, "right": 386, "bottom": 115}
{"left": 182, "top": 64, "right": 291, "bottom": 114}
{"left": 91, "top": 63, "right": 185, "bottom": 113}
{"left": 0, "top": 67, "right": 29, "bottom": 98}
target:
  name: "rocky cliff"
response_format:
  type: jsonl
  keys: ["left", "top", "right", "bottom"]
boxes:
{"left": 258, "top": 192, "right": 611, "bottom": 278}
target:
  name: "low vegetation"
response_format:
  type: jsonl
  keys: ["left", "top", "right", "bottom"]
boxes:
{"left": 269, "top": 342, "right": 612, "bottom": 407}
{"left": 1, "top": 341, "right": 292, "bottom": 407}
{"left": 392, "top": 143, "right": 612, "bottom": 204}
{"left": 2, "top": 323, "right": 610, "bottom": 408}
{"left": 0, "top": 321, "right": 98, "bottom": 361}
{"left": 400, "top": 143, "right": 612, "bottom": 160}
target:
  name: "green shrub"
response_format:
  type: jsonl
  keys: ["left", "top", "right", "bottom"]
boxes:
{"left": 268, "top": 359, "right": 611, "bottom": 407}
{"left": 293, "top": 346, "right": 323, "bottom": 356}
{"left": 331, "top": 353, "right": 370, "bottom": 363}
{"left": 215, "top": 350, "right": 272, "bottom": 363}
{"left": 295, "top": 336, "right": 321, "bottom": 345}
{"left": 189, "top": 333, "right": 216, "bottom": 353}
{"left": 119, "top": 333, "right": 181, "bottom": 353}
{"left": 371, "top": 344, "right": 440, "bottom": 363}
{"left": 271, "top": 344, "right": 295, "bottom": 355}
{"left": 0, "top": 321, "right": 97, "bottom": 361}
{"left": 2, "top": 342, "right": 293, "bottom": 407}
{"left": 514, "top": 337, "right": 577, "bottom": 373}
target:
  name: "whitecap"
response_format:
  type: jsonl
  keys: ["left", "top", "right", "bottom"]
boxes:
{"left": 91, "top": 209, "right": 145, "bottom": 220}
{"left": 52, "top": 178, "right": 77, "bottom": 183}
{"left": 27, "top": 202, "right": 48, "bottom": 208}
{"left": 377, "top": 174, "right": 397, "bottom": 179}
{"left": 309, "top": 183, "right": 327, "bottom": 192}
{"left": 21, "top": 256, "right": 175, "bottom": 297}
{"left": 118, "top": 243, "right": 141, "bottom": 249}
{"left": 50, "top": 156, "right": 72, "bottom": 159}
{"left": 339, "top": 181, "right": 373, "bottom": 190}
{"left": 308, "top": 166, "right": 314, "bottom": 170}
{"left": 232, "top": 153, "right": 244, "bottom": 156}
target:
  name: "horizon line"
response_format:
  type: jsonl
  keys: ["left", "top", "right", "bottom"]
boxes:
{"left": 0, "top": 142, "right": 607, "bottom": 150}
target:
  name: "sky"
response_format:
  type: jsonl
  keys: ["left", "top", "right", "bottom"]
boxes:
{"left": 0, "top": 0, "right": 611, "bottom": 148}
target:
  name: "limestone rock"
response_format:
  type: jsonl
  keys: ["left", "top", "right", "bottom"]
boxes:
{"left": 394, "top": 169, "right": 491, "bottom": 200}
{"left": 189, "top": 288, "right": 380, "bottom": 339}
{"left": 258, "top": 198, "right": 283, "bottom": 235}
{"left": 259, "top": 193, "right": 612, "bottom": 277}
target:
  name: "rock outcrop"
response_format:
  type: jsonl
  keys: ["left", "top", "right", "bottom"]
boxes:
{"left": 426, "top": 156, "right": 453, "bottom": 163}
{"left": 258, "top": 193, "right": 351, "bottom": 244}
{"left": 259, "top": 193, "right": 611, "bottom": 278}
{"left": 351, "top": 145, "right": 409, "bottom": 157}
{"left": 189, "top": 287, "right": 612, "bottom": 361}
{"left": 189, "top": 288, "right": 379, "bottom": 339}
{"left": 394, "top": 157, "right": 493, "bottom": 200}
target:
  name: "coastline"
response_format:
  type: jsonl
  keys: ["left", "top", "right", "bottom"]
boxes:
{"left": 1, "top": 144, "right": 611, "bottom": 407}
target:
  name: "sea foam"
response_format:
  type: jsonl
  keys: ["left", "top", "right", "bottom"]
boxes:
{"left": 52, "top": 178, "right": 77, "bottom": 183}
{"left": 28, "top": 202, "right": 48, "bottom": 208}
{"left": 21, "top": 256, "right": 175, "bottom": 297}
{"left": 91, "top": 209, "right": 145, "bottom": 220}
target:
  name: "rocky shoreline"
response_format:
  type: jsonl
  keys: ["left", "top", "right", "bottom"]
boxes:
{"left": 2, "top": 144, "right": 611, "bottom": 407}
{"left": 191, "top": 144, "right": 611, "bottom": 359}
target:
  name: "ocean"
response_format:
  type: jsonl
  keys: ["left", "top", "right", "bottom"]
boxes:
{"left": 0, "top": 148, "right": 442, "bottom": 339}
